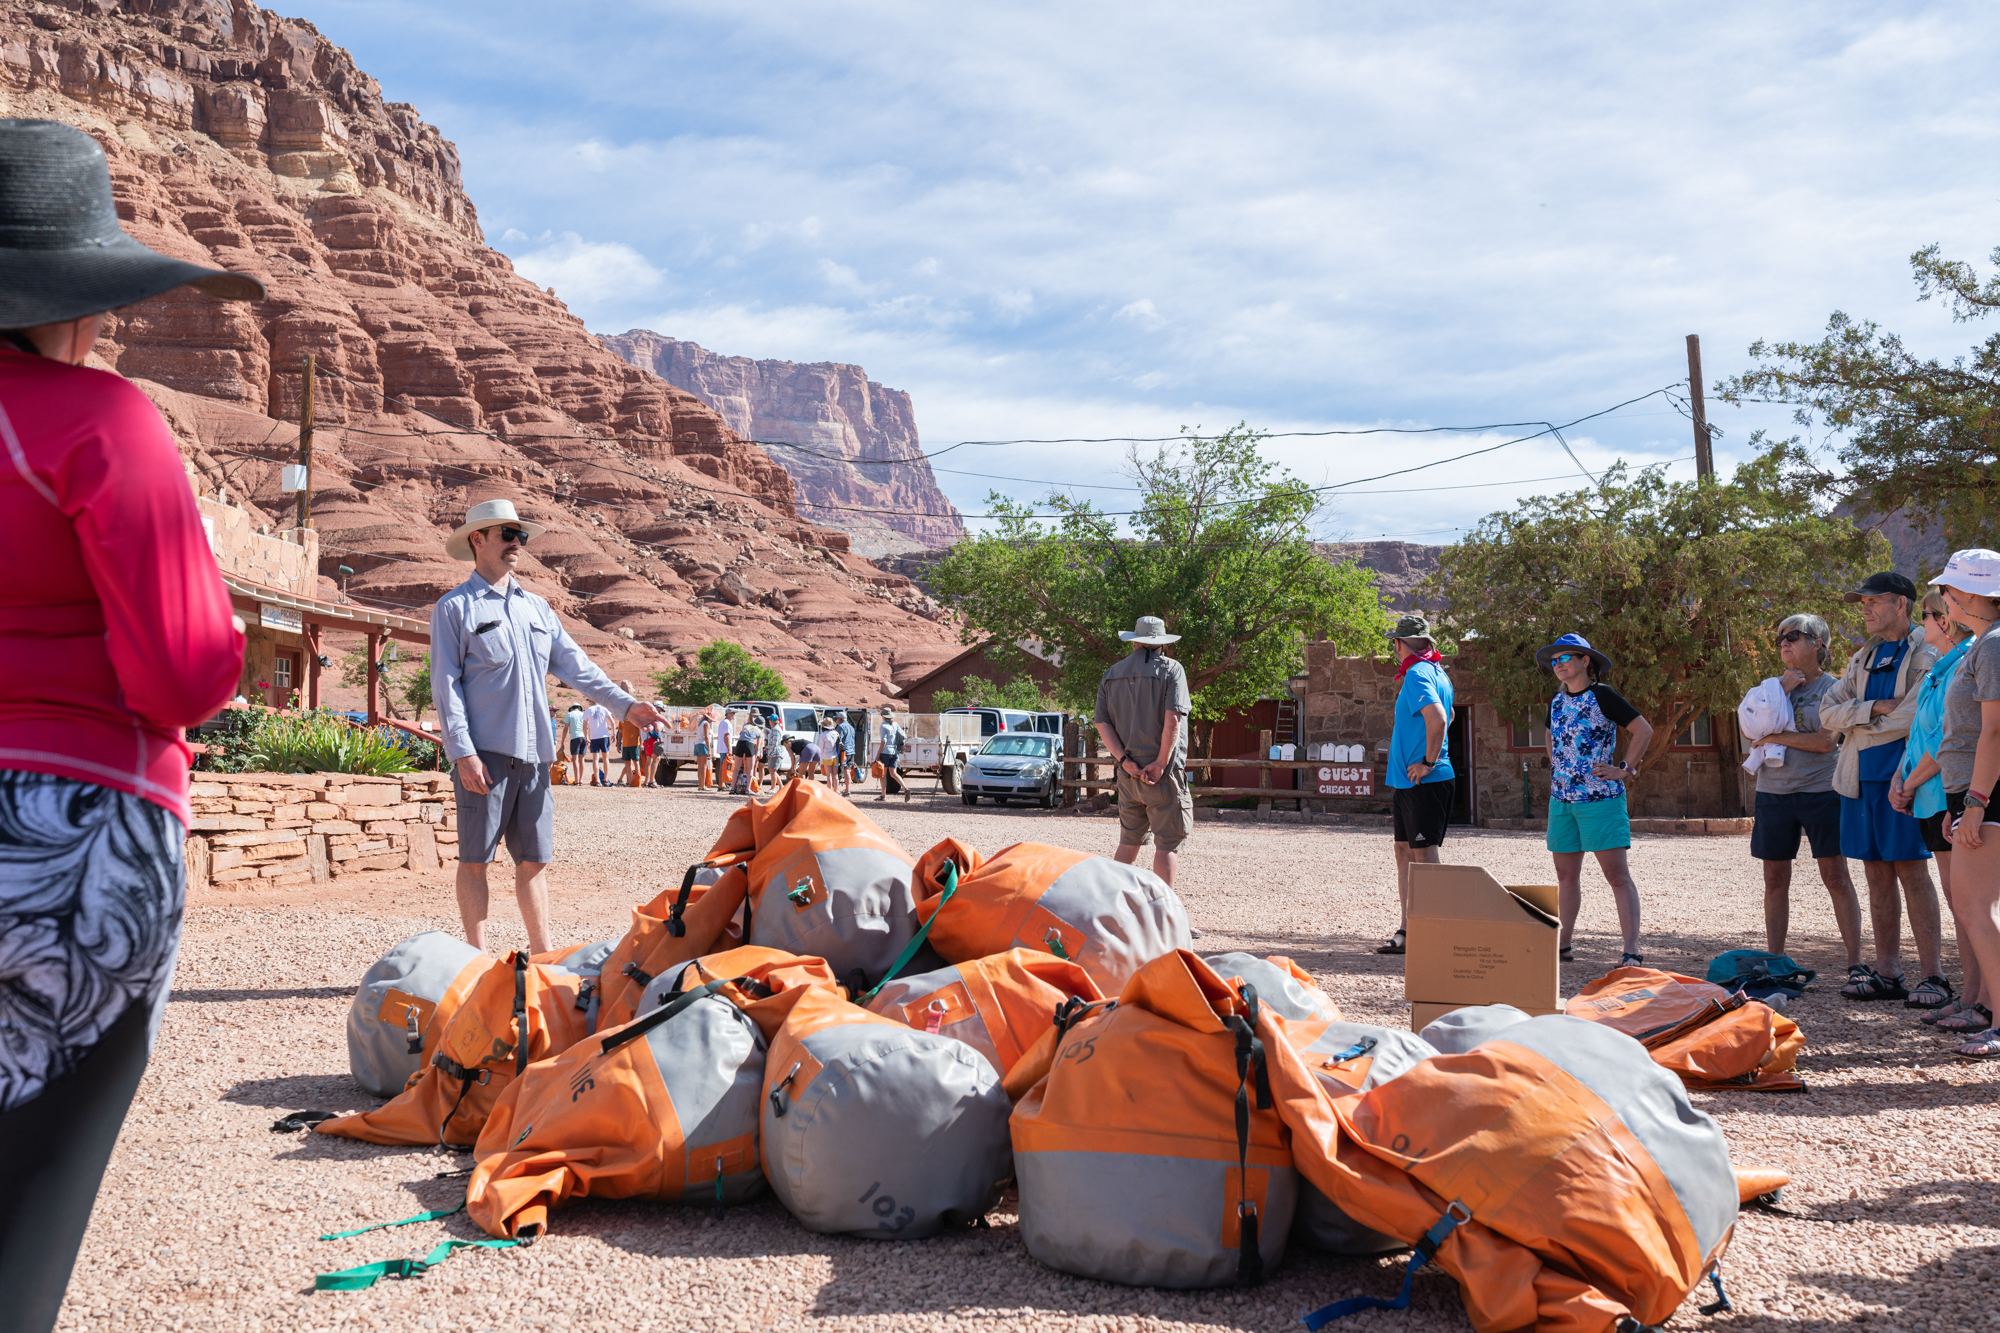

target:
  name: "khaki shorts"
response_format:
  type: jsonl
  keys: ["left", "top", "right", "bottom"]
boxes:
{"left": 1117, "top": 763, "right": 1192, "bottom": 853}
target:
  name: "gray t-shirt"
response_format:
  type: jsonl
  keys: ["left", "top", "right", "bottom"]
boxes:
{"left": 1094, "top": 647, "right": 1192, "bottom": 767}
{"left": 1757, "top": 672, "right": 1840, "bottom": 795}
{"left": 1938, "top": 627, "right": 2000, "bottom": 793}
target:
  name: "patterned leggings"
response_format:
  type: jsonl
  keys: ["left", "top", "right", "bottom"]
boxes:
{"left": 0, "top": 770, "right": 184, "bottom": 1114}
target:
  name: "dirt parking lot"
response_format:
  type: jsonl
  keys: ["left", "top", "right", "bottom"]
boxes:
{"left": 58, "top": 782, "right": 2000, "bottom": 1332}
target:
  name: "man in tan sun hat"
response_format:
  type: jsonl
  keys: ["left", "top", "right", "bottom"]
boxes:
{"left": 1094, "top": 615, "right": 1193, "bottom": 889}
{"left": 432, "top": 498, "right": 663, "bottom": 954}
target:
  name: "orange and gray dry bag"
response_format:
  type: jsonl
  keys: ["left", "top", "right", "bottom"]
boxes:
{"left": 865, "top": 947, "right": 1102, "bottom": 1078}
{"left": 288, "top": 950, "right": 595, "bottom": 1150}
{"left": 463, "top": 953, "right": 842, "bottom": 1238}
{"left": 1566, "top": 965, "right": 1806, "bottom": 1092}
{"left": 701, "top": 779, "right": 922, "bottom": 984}
{"left": 1272, "top": 1013, "right": 1743, "bottom": 1332}
{"left": 594, "top": 864, "right": 751, "bottom": 1032}
{"left": 913, "top": 839, "right": 1190, "bottom": 996}
{"left": 763, "top": 983, "right": 1014, "bottom": 1239}
{"left": 1009, "top": 950, "right": 1293, "bottom": 1287}
{"left": 346, "top": 931, "right": 492, "bottom": 1097}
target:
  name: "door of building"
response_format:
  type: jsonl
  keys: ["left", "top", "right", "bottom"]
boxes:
{"left": 1447, "top": 708, "right": 1474, "bottom": 825}
{"left": 270, "top": 650, "right": 301, "bottom": 709}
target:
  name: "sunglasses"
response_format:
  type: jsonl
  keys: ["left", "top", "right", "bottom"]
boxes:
{"left": 1926, "top": 610, "right": 1952, "bottom": 621}
{"left": 1776, "top": 630, "right": 1817, "bottom": 645}
{"left": 484, "top": 524, "right": 532, "bottom": 546}
{"left": 1548, "top": 653, "right": 1581, "bottom": 666}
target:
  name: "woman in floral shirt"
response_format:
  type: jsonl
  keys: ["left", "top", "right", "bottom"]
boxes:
{"left": 1536, "top": 633, "right": 1655, "bottom": 968}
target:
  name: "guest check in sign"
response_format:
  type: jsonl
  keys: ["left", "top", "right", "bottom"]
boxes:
{"left": 1315, "top": 745, "right": 1376, "bottom": 797}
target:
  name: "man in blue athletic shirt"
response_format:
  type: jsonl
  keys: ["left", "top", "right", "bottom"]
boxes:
{"left": 1821, "top": 571, "right": 1947, "bottom": 1007}
{"left": 1376, "top": 614, "right": 1455, "bottom": 956}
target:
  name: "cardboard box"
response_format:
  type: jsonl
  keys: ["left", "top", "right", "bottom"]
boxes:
{"left": 1405, "top": 863, "right": 1561, "bottom": 1021}
{"left": 1410, "top": 1001, "right": 1563, "bottom": 1033}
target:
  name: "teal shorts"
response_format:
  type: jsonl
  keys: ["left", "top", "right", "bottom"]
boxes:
{"left": 1547, "top": 793, "right": 1630, "bottom": 854}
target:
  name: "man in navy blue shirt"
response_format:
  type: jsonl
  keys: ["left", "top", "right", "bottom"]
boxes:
{"left": 1821, "top": 571, "right": 1947, "bottom": 1007}
{"left": 1376, "top": 614, "right": 1455, "bottom": 955}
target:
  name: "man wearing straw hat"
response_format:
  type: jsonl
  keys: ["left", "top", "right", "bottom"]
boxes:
{"left": 1095, "top": 615, "right": 1193, "bottom": 887}
{"left": 433, "top": 499, "right": 662, "bottom": 954}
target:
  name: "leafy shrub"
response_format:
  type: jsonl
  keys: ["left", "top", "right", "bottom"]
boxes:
{"left": 193, "top": 707, "right": 269, "bottom": 773}
{"left": 250, "top": 711, "right": 417, "bottom": 776}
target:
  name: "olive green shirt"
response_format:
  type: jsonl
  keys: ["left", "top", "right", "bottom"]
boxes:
{"left": 1094, "top": 647, "right": 1191, "bottom": 768}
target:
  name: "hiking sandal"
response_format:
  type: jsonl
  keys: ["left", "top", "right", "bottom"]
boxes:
{"left": 1905, "top": 974, "right": 1956, "bottom": 1010}
{"left": 1620, "top": 952, "right": 1646, "bottom": 968}
{"left": 1559, "top": 944, "right": 1575, "bottom": 963}
{"left": 1375, "top": 928, "right": 1406, "bottom": 956}
{"left": 1953, "top": 1032, "right": 2000, "bottom": 1060}
{"left": 1843, "top": 965, "right": 1908, "bottom": 1001}
{"left": 1937, "top": 1003, "right": 1992, "bottom": 1034}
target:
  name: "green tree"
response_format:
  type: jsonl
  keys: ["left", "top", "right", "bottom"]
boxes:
{"left": 1719, "top": 242, "right": 2000, "bottom": 546}
{"left": 1420, "top": 455, "right": 1886, "bottom": 772}
{"left": 930, "top": 426, "right": 1387, "bottom": 753}
{"left": 403, "top": 654, "right": 432, "bottom": 717}
{"left": 653, "top": 641, "right": 788, "bottom": 706}
{"left": 932, "top": 676, "right": 1053, "bottom": 712}
{"left": 338, "top": 642, "right": 406, "bottom": 718}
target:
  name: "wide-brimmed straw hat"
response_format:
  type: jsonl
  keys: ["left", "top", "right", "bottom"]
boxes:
{"left": 0, "top": 120, "right": 264, "bottom": 327}
{"left": 1119, "top": 615, "right": 1180, "bottom": 645}
{"left": 446, "top": 498, "right": 545, "bottom": 562}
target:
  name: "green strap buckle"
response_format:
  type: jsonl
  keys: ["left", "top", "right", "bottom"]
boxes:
{"left": 787, "top": 876, "right": 814, "bottom": 906}
{"left": 312, "top": 1192, "right": 529, "bottom": 1291}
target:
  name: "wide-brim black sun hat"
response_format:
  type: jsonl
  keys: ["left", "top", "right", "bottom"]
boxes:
{"left": 0, "top": 119, "right": 263, "bottom": 327}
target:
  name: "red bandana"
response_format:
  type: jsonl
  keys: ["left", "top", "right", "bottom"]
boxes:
{"left": 1396, "top": 647, "right": 1444, "bottom": 680}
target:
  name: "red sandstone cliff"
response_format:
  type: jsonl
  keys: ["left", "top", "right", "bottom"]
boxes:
{"left": 2, "top": 0, "right": 961, "bottom": 703}
{"left": 602, "top": 332, "right": 967, "bottom": 557}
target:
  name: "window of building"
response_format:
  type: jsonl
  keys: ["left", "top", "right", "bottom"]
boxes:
{"left": 1674, "top": 713, "right": 1714, "bottom": 747}
{"left": 1510, "top": 720, "right": 1547, "bottom": 750}
{"left": 272, "top": 656, "right": 293, "bottom": 689}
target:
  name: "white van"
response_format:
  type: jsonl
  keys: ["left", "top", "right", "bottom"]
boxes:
{"left": 944, "top": 707, "right": 1067, "bottom": 741}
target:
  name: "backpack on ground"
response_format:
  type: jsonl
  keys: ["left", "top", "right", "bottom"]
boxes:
{"left": 1009, "top": 950, "right": 1295, "bottom": 1287}
{"left": 1201, "top": 953, "right": 1339, "bottom": 1024}
{"left": 594, "top": 866, "right": 750, "bottom": 1033}
{"left": 1566, "top": 966, "right": 1805, "bottom": 1092}
{"left": 467, "top": 977, "right": 777, "bottom": 1238}
{"left": 912, "top": 839, "right": 1191, "bottom": 996}
{"left": 703, "top": 779, "right": 921, "bottom": 983}
{"left": 866, "top": 947, "right": 1102, "bottom": 1079}
{"left": 309, "top": 950, "right": 595, "bottom": 1149}
{"left": 346, "top": 931, "right": 493, "bottom": 1098}
{"left": 1272, "top": 1013, "right": 1744, "bottom": 1332}
{"left": 763, "top": 983, "right": 1014, "bottom": 1239}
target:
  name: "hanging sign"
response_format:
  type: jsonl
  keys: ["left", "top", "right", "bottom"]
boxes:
{"left": 259, "top": 602, "right": 302, "bottom": 633}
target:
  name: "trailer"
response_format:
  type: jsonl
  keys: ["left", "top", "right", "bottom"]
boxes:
{"left": 866, "top": 711, "right": 985, "bottom": 794}
{"left": 648, "top": 707, "right": 717, "bottom": 786}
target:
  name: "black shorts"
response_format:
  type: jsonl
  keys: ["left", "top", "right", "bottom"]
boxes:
{"left": 733, "top": 740, "right": 753, "bottom": 758}
{"left": 568, "top": 737, "right": 586, "bottom": 756}
{"left": 1750, "top": 790, "right": 1842, "bottom": 861}
{"left": 1392, "top": 781, "right": 1453, "bottom": 849}
{"left": 1920, "top": 791, "right": 1969, "bottom": 855}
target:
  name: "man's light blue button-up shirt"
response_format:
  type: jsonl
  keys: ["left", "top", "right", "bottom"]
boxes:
{"left": 431, "top": 572, "right": 635, "bottom": 765}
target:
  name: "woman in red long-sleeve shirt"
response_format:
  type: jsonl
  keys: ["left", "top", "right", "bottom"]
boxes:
{"left": 0, "top": 119, "right": 260, "bottom": 1330}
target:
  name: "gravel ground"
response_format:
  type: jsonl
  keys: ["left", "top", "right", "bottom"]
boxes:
{"left": 58, "top": 781, "right": 2000, "bottom": 1332}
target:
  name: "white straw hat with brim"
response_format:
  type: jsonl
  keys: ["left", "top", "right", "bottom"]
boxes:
{"left": 1119, "top": 615, "right": 1180, "bottom": 645}
{"left": 445, "top": 499, "right": 545, "bottom": 562}
{"left": 1931, "top": 549, "right": 2000, "bottom": 599}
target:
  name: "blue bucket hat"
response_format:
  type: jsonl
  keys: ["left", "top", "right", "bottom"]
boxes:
{"left": 1534, "top": 633, "right": 1613, "bottom": 674}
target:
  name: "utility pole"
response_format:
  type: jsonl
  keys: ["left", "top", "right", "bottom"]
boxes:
{"left": 1688, "top": 330, "right": 1720, "bottom": 478}
{"left": 296, "top": 353, "right": 315, "bottom": 530}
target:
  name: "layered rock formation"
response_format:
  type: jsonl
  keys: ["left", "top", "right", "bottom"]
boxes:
{"left": 5, "top": 0, "right": 958, "bottom": 703}
{"left": 1318, "top": 541, "right": 1443, "bottom": 612}
{"left": 603, "top": 332, "right": 965, "bottom": 557}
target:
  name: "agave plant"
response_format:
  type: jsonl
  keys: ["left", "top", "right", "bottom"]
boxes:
{"left": 250, "top": 711, "right": 417, "bottom": 776}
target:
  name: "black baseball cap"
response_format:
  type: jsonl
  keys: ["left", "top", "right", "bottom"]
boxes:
{"left": 1844, "top": 572, "right": 1919, "bottom": 603}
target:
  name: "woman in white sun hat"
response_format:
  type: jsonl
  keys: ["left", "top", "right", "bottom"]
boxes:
{"left": 1933, "top": 549, "right": 2000, "bottom": 1058}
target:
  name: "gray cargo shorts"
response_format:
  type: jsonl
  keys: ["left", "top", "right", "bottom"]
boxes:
{"left": 453, "top": 750, "right": 554, "bottom": 865}
{"left": 1116, "top": 762, "right": 1192, "bottom": 854}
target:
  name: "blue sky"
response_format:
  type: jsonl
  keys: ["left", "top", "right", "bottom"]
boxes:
{"left": 309, "top": 1, "right": 2000, "bottom": 544}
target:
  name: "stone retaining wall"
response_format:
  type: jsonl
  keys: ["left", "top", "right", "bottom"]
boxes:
{"left": 184, "top": 772, "right": 457, "bottom": 889}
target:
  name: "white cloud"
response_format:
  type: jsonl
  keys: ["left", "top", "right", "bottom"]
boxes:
{"left": 306, "top": 0, "right": 2000, "bottom": 539}
{"left": 510, "top": 232, "right": 664, "bottom": 308}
